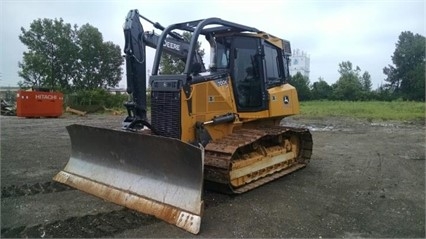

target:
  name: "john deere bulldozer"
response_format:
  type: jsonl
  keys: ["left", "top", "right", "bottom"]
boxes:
{"left": 54, "top": 10, "right": 312, "bottom": 234}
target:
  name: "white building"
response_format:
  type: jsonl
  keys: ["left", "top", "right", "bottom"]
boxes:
{"left": 289, "top": 49, "right": 310, "bottom": 78}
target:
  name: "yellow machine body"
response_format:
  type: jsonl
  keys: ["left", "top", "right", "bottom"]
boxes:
{"left": 179, "top": 79, "right": 300, "bottom": 142}
{"left": 54, "top": 14, "right": 313, "bottom": 235}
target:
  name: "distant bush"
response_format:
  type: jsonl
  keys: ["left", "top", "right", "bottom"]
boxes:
{"left": 66, "top": 89, "right": 128, "bottom": 112}
{"left": 3, "top": 89, "right": 17, "bottom": 105}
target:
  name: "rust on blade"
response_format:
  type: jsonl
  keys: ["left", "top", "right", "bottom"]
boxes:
{"left": 53, "top": 124, "right": 204, "bottom": 234}
{"left": 53, "top": 171, "right": 202, "bottom": 234}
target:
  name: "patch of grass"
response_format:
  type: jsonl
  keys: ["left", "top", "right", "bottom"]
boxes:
{"left": 299, "top": 100, "right": 425, "bottom": 122}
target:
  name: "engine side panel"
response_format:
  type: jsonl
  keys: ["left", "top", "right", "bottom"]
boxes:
{"left": 267, "top": 83, "right": 300, "bottom": 117}
{"left": 180, "top": 75, "right": 238, "bottom": 143}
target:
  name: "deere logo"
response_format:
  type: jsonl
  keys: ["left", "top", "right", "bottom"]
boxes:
{"left": 163, "top": 40, "right": 180, "bottom": 51}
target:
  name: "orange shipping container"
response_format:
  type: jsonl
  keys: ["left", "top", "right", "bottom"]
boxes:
{"left": 16, "top": 90, "right": 64, "bottom": 118}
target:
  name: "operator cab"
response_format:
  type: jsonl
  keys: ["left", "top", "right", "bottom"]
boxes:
{"left": 149, "top": 18, "right": 291, "bottom": 113}
{"left": 209, "top": 34, "right": 289, "bottom": 112}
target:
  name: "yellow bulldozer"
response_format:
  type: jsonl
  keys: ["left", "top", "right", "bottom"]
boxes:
{"left": 54, "top": 10, "right": 313, "bottom": 234}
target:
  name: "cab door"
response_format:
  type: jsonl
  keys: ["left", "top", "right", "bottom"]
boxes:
{"left": 230, "top": 36, "right": 267, "bottom": 112}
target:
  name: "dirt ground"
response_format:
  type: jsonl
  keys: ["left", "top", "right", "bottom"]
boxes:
{"left": 1, "top": 113, "right": 425, "bottom": 238}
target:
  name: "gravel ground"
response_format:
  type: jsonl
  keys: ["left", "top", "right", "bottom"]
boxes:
{"left": 1, "top": 113, "right": 425, "bottom": 238}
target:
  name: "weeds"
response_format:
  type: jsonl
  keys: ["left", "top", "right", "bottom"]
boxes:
{"left": 299, "top": 100, "right": 425, "bottom": 122}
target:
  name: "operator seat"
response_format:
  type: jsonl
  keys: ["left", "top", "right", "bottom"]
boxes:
{"left": 191, "top": 62, "right": 202, "bottom": 76}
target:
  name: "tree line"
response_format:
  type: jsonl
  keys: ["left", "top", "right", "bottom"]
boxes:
{"left": 18, "top": 18, "right": 123, "bottom": 92}
{"left": 17, "top": 17, "right": 424, "bottom": 104}
{"left": 290, "top": 31, "right": 425, "bottom": 102}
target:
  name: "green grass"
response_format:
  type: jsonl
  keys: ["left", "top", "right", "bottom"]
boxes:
{"left": 299, "top": 100, "right": 426, "bottom": 122}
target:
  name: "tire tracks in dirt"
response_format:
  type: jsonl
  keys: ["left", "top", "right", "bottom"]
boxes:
{"left": 1, "top": 181, "right": 74, "bottom": 198}
{"left": 1, "top": 209, "right": 158, "bottom": 238}
{"left": 1, "top": 182, "right": 236, "bottom": 238}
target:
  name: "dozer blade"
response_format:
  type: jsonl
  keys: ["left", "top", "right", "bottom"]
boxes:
{"left": 53, "top": 124, "right": 204, "bottom": 234}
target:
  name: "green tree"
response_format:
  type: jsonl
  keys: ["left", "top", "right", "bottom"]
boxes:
{"left": 372, "top": 84, "right": 394, "bottom": 101}
{"left": 100, "top": 42, "right": 123, "bottom": 88}
{"left": 18, "top": 18, "right": 78, "bottom": 90}
{"left": 73, "top": 24, "right": 104, "bottom": 89}
{"left": 332, "top": 61, "right": 363, "bottom": 101}
{"left": 160, "top": 53, "right": 186, "bottom": 74}
{"left": 73, "top": 24, "right": 123, "bottom": 90}
{"left": 18, "top": 53, "right": 45, "bottom": 87}
{"left": 311, "top": 77, "right": 332, "bottom": 100}
{"left": 332, "top": 61, "right": 372, "bottom": 101}
{"left": 18, "top": 18, "right": 123, "bottom": 92}
{"left": 159, "top": 32, "right": 205, "bottom": 74}
{"left": 359, "top": 71, "right": 373, "bottom": 100}
{"left": 383, "top": 31, "right": 425, "bottom": 101}
{"left": 382, "top": 65, "right": 398, "bottom": 94}
{"left": 288, "top": 72, "right": 311, "bottom": 101}
{"left": 360, "top": 71, "right": 372, "bottom": 92}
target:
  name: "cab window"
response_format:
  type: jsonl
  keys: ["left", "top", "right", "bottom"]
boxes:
{"left": 264, "top": 43, "right": 283, "bottom": 88}
{"left": 231, "top": 37, "right": 264, "bottom": 109}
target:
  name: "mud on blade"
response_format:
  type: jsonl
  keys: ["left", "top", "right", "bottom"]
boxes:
{"left": 53, "top": 124, "right": 204, "bottom": 234}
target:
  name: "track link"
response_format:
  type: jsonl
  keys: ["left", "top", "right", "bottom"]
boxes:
{"left": 204, "top": 126, "right": 312, "bottom": 194}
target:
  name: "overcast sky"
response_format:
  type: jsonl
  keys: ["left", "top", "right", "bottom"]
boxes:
{"left": 1, "top": 0, "right": 424, "bottom": 89}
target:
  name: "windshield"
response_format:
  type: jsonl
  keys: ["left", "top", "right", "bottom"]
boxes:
{"left": 209, "top": 37, "right": 231, "bottom": 70}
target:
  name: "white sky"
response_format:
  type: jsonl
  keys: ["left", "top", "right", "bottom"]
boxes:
{"left": 1, "top": 0, "right": 424, "bottom": 89}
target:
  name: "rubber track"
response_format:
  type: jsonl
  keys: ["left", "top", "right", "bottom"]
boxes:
{"left": 1, "top": 181, "right": 74, "bottom": 198}
{"left": 204, "top": 126, "right": 313, "bottom": 194}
